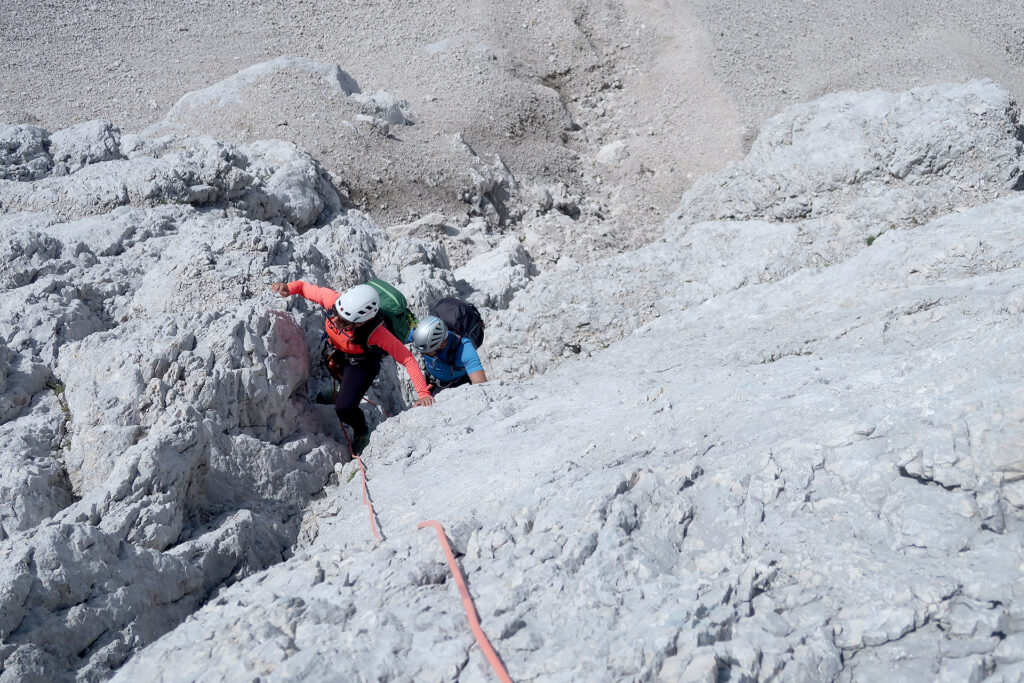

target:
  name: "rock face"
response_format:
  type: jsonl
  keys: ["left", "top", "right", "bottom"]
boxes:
{"left": 0, "top": 125, "right": 53, "bottom": 181}
{"left": 0, "top": 130, "right": 343, "bottom": 229}
{"left": 49, "top": 120, "right": 124, "bottom": 177}
{"left": 677, "top": 80, "right": 1024, "bottom": 223}
{"left": 155, "top": 56, "right": 362, "bottom": 123}
{"left": 486, "top": 79, "right": 1024, "bottom": 380}
{"left": 3, "top": 79, "right": 1024, "bottom": 682}
{"left": 0, "top": 122, "right": 464, "bottom": 680}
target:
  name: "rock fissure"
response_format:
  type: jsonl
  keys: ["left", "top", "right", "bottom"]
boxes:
{"left": 897, "top": 464, "right": 964, "bottom": 492}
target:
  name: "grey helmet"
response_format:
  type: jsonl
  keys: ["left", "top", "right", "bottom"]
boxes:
{"left": 412, "top": 316, "right": 447, "bottom": 353}
{"left": 334, "top": 284, "right": 380, "bottom": 323}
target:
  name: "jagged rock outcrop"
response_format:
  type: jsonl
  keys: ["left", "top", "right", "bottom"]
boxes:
{"left": 49, "top": 120, "right": 124, "bottom": 176}
{"left": 676, "top": 79, "right": 1024, "bottom": 223}
{"left": 453, "top": 235, "right": 536, "bottom": 310}
{"left": 0, "top": 121, "right": 469, "bottom": 680}
{"left": 0, "top": 124, "right": 52, "bottom": 181}
{"left": 137, "top": 56, "right": 559, "bottom": 231}
{"left": 0, "top": 132, "right": 343, "bottom": 229}
{"left": 114, "top": 188, "right": 1024, "bottom": 681}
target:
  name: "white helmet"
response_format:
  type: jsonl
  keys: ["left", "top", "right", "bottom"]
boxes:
{"left": 334, "top": 284, "right": 380, "bottom": 323}
{"left": 412, "top": 316, "right": 447, "bottom": 353}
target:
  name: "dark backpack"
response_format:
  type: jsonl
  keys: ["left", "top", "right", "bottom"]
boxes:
{"left": 430, "top": 297, "right": 484, "bottom": 349}
{"left": 366, "top": 278, "right": 417, "bottom": 342}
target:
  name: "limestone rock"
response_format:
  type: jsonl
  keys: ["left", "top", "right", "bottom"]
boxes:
{"left": 115, "top": 82, "right": 1024, "bottom": 681}
{"left": 456, "top": 135, "right": 519, "bottom": 228}
{"left": 156, "top": 56, "right": 360, "bottom": 128}
{"left": 676, "top": 79, "right": 1023, "bottom": 226}
{"left": 0, "top": 127, "right": 389, "bottom": 678}
{"left": 49, "top": 119, "right": 123, "bottom": 176}
{"left": 5, "top": 80, "right": 1024, "bottom": 681}
{"left": 1, "top": 132, "right": 342, "bottom": 228}
{"left": 454, "top": 234, "right": 536, "bottom": 309}
{"left": 486, "top": 79, "right": 1024, "bottom": 381}
{"left": 351, "top": 90, "right": 414, "bottom": 126}
{"left": 0, "top": 124, "right": 52, "bottom": 181}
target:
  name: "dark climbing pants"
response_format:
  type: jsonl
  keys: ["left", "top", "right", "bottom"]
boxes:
{"left": 334, "top": 356, "right": 381, "bottom": 437}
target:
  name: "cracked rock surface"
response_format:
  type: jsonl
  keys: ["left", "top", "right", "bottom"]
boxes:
{"left": 6, "top": 2, "right": 1024, "bottom": 681}
{"left": 0, "top": 121, "right": 486, "bottom": 680}
{"left": 0, "top": 80, "right": 999, "bottom": 681}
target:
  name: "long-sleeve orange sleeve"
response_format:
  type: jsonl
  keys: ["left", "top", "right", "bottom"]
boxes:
{"left": 368, "top": 325, "right": 431, "bottom": 398}
{"left": 287, "top": 280, "right": 340, "bottom": 310}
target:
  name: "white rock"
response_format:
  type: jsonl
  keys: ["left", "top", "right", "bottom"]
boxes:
{"left": 454, "top": 234, "right": 535, "bottom": 309}
{"left": 49, "top": 119, "right": 123, "bottom": 175}
{"left": 595, "top": 139, "right": 627, "bottom": 165}
{"left": 351, "top": 90, "right": 414, "bottom": 126}
{"left": 156, "top": 56, "right": 360, "bottom": 125}
{"left": 678, "top": 652, "right": 718, "bottom": 682}
{"left": 0, "top": 124, "right": 52, "bottom": 180}
{"left": 5, "top": 80, "right": 1024, "bottom": 681}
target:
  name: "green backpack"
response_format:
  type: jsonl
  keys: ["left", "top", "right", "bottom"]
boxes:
{"left": 366, "top": 278, "right": 417, "bottom": 342}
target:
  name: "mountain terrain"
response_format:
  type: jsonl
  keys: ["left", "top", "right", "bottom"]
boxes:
{"left": 2, "top": 2, "right": 1024, "bottom": 682}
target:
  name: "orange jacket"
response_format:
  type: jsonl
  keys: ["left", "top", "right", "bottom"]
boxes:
{"left": 287, "top": 280, "right": 430, "bottom": 398}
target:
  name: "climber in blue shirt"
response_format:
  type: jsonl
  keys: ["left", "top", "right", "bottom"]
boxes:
{"left": 409, "top": 316, "right": 487, "bottom": 394}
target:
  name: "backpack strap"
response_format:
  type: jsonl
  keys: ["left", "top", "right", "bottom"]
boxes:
{"left": 443, "top": 332, "right": 464, "bottom": 370}
{"left": 328, "top": 314, "right": 385, "bottom": 359}
{"left": 352, "top": 316, "right": 383, "bottom": 345}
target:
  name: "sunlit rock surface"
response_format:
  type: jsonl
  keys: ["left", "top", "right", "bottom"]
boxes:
{"left": 2, "top": 79, "right": 1023, "bottom": 681}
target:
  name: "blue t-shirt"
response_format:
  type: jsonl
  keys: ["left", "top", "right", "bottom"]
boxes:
{"left": 407, "top": 331, "right": 483, "bottom": 382}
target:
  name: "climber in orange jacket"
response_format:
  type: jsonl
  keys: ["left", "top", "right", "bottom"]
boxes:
{"left": 271, "top": 280, "right": 434, "bottom": 454}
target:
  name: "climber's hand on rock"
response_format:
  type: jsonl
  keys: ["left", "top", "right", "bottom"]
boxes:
{"left": 414, "top": 396, "right": 435, "bottom": 407}
{"left": 271, "top": 282, "right": 290, "bottom": 297}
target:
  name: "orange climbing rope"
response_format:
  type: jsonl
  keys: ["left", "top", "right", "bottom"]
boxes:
{"left": 342, "top": 430, "right": 381, "bottom": 540}
{"left": 336, "top": 419, "right": 510, "bottom": 679}
{"left": 418, "top": 520, "right": 513, "bottom": 683}
{"left": 361, "top": 396, "right": 391, "bottom": 418}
